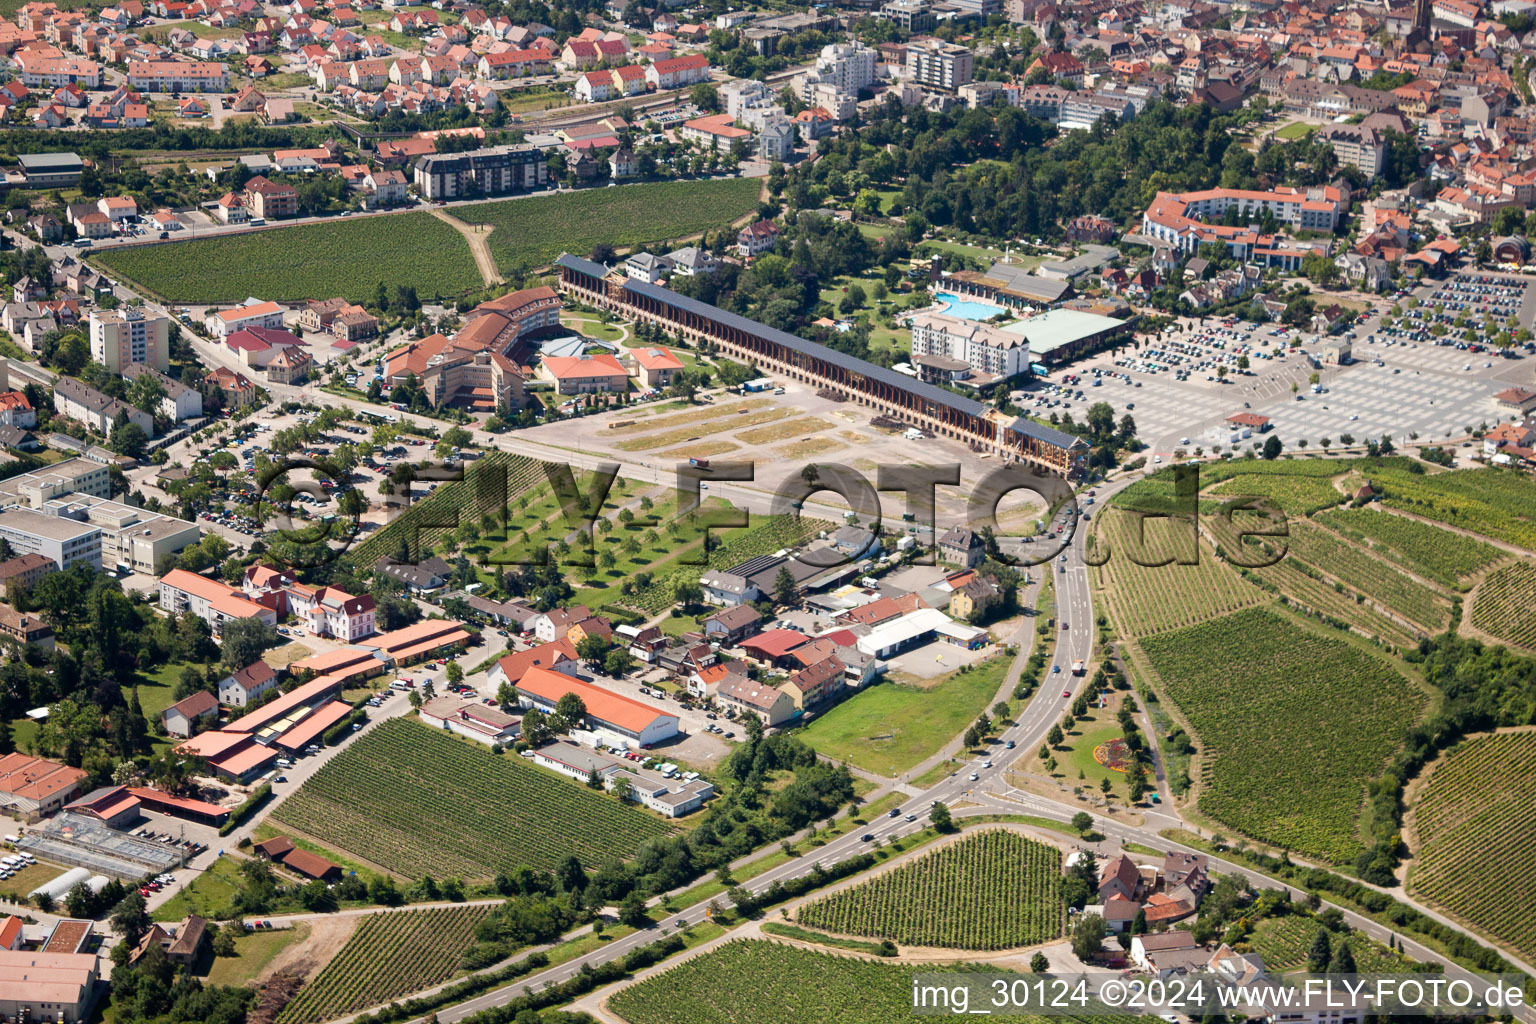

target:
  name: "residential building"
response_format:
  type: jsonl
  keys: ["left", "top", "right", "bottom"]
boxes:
{"left": 0, "top": 552, "right": 55, "bottom": 590}
{"left": 88, "top": 307, "right": 170, "bottom": 374}
{"left": 218, "top": 660, "right": 278, "bottom": 706}
{"left": 646, "top": 53, "right": 708, "bottom": 90}
{"left": 159, "top": 568, "right": 278, "bottom": 636}
{"left": 51, "top": 377, "right": 153, "bottom": 437}
{"left": 717, "top": 675, "right": 797, "bottom": 725}
{"left": 937, "top": 526, "right": 986, "bottom": 567}
{"left": 413, "top": 145, "right": 548, "bottom": 200}
{"left": 243, "top": 176, "right": 298, "bottom": 219}
{"left": 738, "top": 219, "right": 779, "bottom": 257}
{"left": 879, "top": 0, "right": 936, "bottom": 32}
{"left": 905, "top": 38, "right": 973, "bottom": 92}
{"left": 0, "top": 606, "right": 53, "bottom": 649}
{"left": 122, "top": 364, "right": 202, "bottom": 422}
{"left": 162, "top": 691, "right": 218, "bottom": 738}
{"left": 628, "top": 345, "right": 684, "bottom": 388}
{"left": 206, "top": 300, "right": 285, "bottom": 339}
{"left": 127, "top": 59, "right": 228, "bottom": 91}
{"left": 910, "top": 312, "right": 1030, "bottom": 379}
{"left": 1318, "top": 123, "right": 1387, "bottom": 179}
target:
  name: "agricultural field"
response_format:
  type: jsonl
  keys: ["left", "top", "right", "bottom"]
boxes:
{"left": 795, "top": 829, "right": 1061, "bottom": 950}
{"left": 1407, "top": 731, "right": 1536, "bottom": 962}
{"left": 478, "top": 178, "right": 762, "bottom": 275}
{"left": 92, "top": 213, "right": 484, "bottom": 303}
{"left": 1246, "top": 916, "right": 1414, "bottom": 974}
{"left": 1207, "top": 473, "right": 1344, "bottom": 517}
{"left": 1247, "top": 556, "right": 1419, "bottom": 651}
{"left": 1138, "top": 608, "right": 1425, "bottom": 862}
{"left": 1278, "top": 522, "right": 1454, "bottom": 633}
{"left": 1468, "top": 562, "right": 1536, "bottom": 649}
{"left": 276, "top": 904, "right": 495, "bottom": 1024}
{"left": 272, "top": 719, "right": 672, "bottom": 878}
{"left": 1367, "top": 465, "right": 1536, "bottom": 553}
{"left": 1090, "top": 509, "right": 1267, "bottom": 638}
{"left": 796, "top": 658, "right": 1008, "bottom": 776}
{"left": 609, "top": 940, "right": 1142, "bottom": 1024}
{"left": 1314, "top": 508, "right": 1503, "bottom": 590}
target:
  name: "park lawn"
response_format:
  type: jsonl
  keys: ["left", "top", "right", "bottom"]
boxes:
{"left": 135, "top": 660, "right": 197, "bottom": 720}
{"left": 856, "top": 223, "right": 893, "bottom": 241}
{"left": 1051, "top": 709, "right": 1128, "bottom": 800}
{"left": 561, "top": 314, "right": 628, "bottom": 342}
{"left": 500, "top": 86, "right": 572, "bottom": 115}
{"left": 153, "top": 854, "right": 244, "bottom": 922}
{"left": 1275, "top": 121, "right": 1314, "bottom": 141}
{"left": 204, "top": 922, "right": 311, "bottom": 987}
{"left": 0, "top": 860, "right": 73, "bottom": 902}
{"left": 915, "top": 238, "right": 1012, "bottom": 265}
{"left": 796, "top": 657, "right": 1010, "bottom": 777}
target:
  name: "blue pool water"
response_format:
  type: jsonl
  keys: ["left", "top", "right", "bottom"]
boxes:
{"left": 935, "top": 291, "right": 1006, "bottom": 320}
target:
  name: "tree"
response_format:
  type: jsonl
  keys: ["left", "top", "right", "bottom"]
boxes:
{"left": 773, "top": 565, "right": 798, "bottom": 606}
{"left": 1070, "top": 913, "right": 1108, "bottom": 962}
{"left": 1262, "top": 435, "right": 1283, "bottom": 460}
{"left": 690, "top": 83, "right": 720, "bottom": 112}
{"left": 1071, "top": 811, "right": 1093, "bottom": 833}
{"left": 1329, "top": 940, "right": 1357, "bottom": 974}
{"left": 618, "top": 890, "right": 650, "bottom": 928}
{"left": 445, "top": 661, "right": 463, "bottom": 686}
{"left": 1031, "top": 952, "right": 1050, "bottom": 973}
{"left": 555, "top": 692, "right": 587, "bottom": 729}
{"left": 111, "top": 890, "right": 150, "bottom": 947}
{"left": 1047, "top": 723, "right": 1064, "bottom": 747}
{"left": 930, "top": 801, "right": 955, "bottom": 833}
{"left": 220, "top": 617, "right": 278, "bottom": 672}
{"left": 1307, "top": 927, "right": 1332, "bottom": 972}
{"left": 557, "top": 855, "right": 587, "bottom": 893}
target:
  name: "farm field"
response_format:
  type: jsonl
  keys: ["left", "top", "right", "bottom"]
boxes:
{"left": 608, "top": 940, "right": 1140, "bottom": 1024}
{"left": 1090, "top": 510, "right": 1267, "bottom": 638}
{"left": 1468, "top": 562, "right": 1536, "bottom": 649}
{"left": 478, "top": 178, "right": 762, "bottom": 274}
{"left": 1313, "top": 508, "right": 1502, "bottom": 590}
{"left": 272, "top": 719, "right": 672, "bottom": 878}
{"left": 92, "top": 213, "right": 484, "bottom": 304}
{"left": 1207, "top": 472, "right": 1343, "bottom": 517}
{"left": 1368, "top": 465, "right": 1536, "bottom": 553}
{"left": 796, "top": 657, "right": 1008, "bottom": 776}
{"left": 1279, "top": 522, "right": 1454, "bottom": 633}
{"left": 1246, "top": 916, "right": 1414, "bottom": 974}
{"left": 1407, "top": 731, "right": 1536, "bottom": 962}
{"left": 1138, "top": 608, "right": 1425, "bottom": 862}
{"left": 276, "top": 905, "right": 495, "bottom": 1024}
{"left": 795, "top": 829, "right": 1061, "bottom": 950}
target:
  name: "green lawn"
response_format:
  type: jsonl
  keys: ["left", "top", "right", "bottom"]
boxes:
{"left": 0, "top": 860, "right": 73, "bottom": 902}
{"left": 154, "top": 854, "right": 245, "bottom": 922}
{"left": 1274, "top": 121, "right": 1315, "bottom": 141}
{"left": 1049, "top": 708, "right": 1127, "bottom": 799}
{"left": 796, "top": 657, "right": 1009, "bottom": 777}
{"left": 204, "top": 922, "right": 310, "bottom": 987}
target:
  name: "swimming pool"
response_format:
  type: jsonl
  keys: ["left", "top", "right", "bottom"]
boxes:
{"left": 935, "top": 291, "right": 1006, "bottom": 321}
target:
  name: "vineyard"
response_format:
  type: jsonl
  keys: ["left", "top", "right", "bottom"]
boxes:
{"left": 1277, "top": 522, "right": 1454, "bottom": 633}
{"left": 1207, "top": 473, "right": 1344, "bottom": 517}
{"left": 608, "top": 940, "right": 1142, "bottom": 1024}
{"left": 795, "top": 830, "right": 1062, "bottom": 950}
{"left": 343, "top": 451, "right": 546, "bottom": 567}
{"left": 480, "top": 178, "right": 762, "bottom": 274}
{"left": 1314, "top": 508, "right": 1502, "bottom": 590}
{"left": 1138, "top": 608, "right": 1425, "bottom": 862}
{"left": 1469, "top": 562, "right": 1536, "bottom": 649}
{"left": 1246, "top": 915, "right": 1413, "bottom": 974}
{"left": 1367, "top": 465, "right": 1536, "bottom": 552}
{"left": 272, "top": 719, "right": 672, "bottom": 878}
{"left": 1407, "top": 731, "right": 1536, "bottom": 962}
{"left": 92, "top": 213, "right": 484, "bottom": 303}
{"left": 1090, "top": 510, "right": 1267, "bottom": 637}
{"left": 276, "top": 904, "right": 494, "bottom": 1024}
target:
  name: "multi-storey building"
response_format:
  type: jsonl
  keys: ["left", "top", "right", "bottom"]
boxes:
{"left": 412, "top": 145, "right": 548, "bottom": 200}
{"left": 1141, "top": 185, "right": 1345, "bottom": 262}
{"left": 0, "top": 459, "right": 110, "bottom": 508}
{"left": 905, "top": 37, "right": 973, "bottom": 92}
{"left": 159, "top": 568, "right": 277, "bottom": 636}
{"left": 909, "top": 312, "right": 1031, "bottom": 379}
{"left": 37, "top": 494, "right": 199, "bottom": 574}
{"left": 121, "top": 364, "right": 201, "bottom": 422}
{"left": 88, "top": 307, "right": 170, "bottom": 375}
{"left": 127, "top": 60, "right": 228, "bottom": 91}
{"left": 51, "top": 378, "right": 154, "bottom": 437}
{"left": 0, "top": 508, "right": 100, "bottom": 570}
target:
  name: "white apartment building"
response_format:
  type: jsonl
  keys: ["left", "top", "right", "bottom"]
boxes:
{"left": 909, "top": 311, "right": 1031, "bottom": 378}
{"left": 797, "top": 42, "right": 876, "bottom": 102}
{"left": 122, "top": 364, "right": 202, "bottom": 422}
{"left": 89, "top": 307, "right": 170, "bottom": 375}
{"left": 905, "top": 38, "right": 973, "bottom": 92}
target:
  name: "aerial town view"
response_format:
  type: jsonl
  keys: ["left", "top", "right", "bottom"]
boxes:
{"left": 1, "top": 0, "right": 1536, "bottom": 1020}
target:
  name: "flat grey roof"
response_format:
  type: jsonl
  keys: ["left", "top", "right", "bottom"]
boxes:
{"left": 0, "top": 507, "right": 100, "bottom": 542}
{"left": 17, "top": 152, "right": 83, "bottom": 171}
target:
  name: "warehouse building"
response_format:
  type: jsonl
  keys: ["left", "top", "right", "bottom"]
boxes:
{"left": 515, "top": 667, "right": 678, "bottom": 749}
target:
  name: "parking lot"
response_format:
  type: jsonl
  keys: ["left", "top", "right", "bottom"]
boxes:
{"left": 1018, "top": 272, "right": 1536, "bottom": 458}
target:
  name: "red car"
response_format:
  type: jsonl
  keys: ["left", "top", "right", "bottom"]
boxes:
{"left": 1062, "top": 690, "right": 1071, "bottom": 698}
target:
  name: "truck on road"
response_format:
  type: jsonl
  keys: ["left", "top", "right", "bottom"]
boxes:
{"left": 1071, "top": 659, "right": 1085, "bottom": 675}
